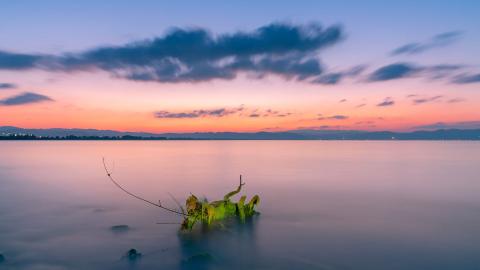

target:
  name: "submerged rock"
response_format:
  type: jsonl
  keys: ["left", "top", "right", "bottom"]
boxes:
{"left": 110, "top": 225, "right": 130, "bottom": 232}
{"left": 126, "top": 249, "right": 142, "bottom": 261}
{"left": 0, "top": 254, "right": 5, "bottom": 263}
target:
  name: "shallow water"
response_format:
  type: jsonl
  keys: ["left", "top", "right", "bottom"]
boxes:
{"left": 0, "top": 141, "right": 479, "bottom": 270}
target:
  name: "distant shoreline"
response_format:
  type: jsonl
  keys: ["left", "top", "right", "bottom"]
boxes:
{"left": 1, "top": 126, "right": 480, "bottom": 140}
{"left": 1, "top": 136, "right": 479, "bottom": 141}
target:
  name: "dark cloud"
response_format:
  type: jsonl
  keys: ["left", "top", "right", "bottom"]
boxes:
{"left": 0, "top": 22, "right": 344, "bottom": 83}
{"left": 367, "top": 63, "right": 464, "bottom": 82}
{"left": 228, "top": 55, "right": 323, "bottom": 81}
{"left": 0, "top": 51, "right": 43, "bottom": 70}
{"left": 154, "top": 107, "right": 244, "bottom": 118}
{"left": 0, "top": 83, "right": 17, "bottom": 89}
{"left": 339, "top": 99, "right": 347, "bottom": 103}
{"left": 414, "top": 121, "right": 480, "bottom": 130}
{"left": 0, "top": 22, "right": 342, "bottom": 83}
{"left": 411, "top": 95, "right": 443, "bottom": 105}
{"left": 0, "top": 92, "right": 53, "bottom": 106}
{"left": 377, "top": 97, "right": 395, "bottom": 107}
{"left": 451, "top": 73, "right": 480, "bottom": 84}
{"left": 391, "top": 31, "right": 462, "bottom": 55}
{"left": 368, "top": 63, "right": 420, "bottom": 81}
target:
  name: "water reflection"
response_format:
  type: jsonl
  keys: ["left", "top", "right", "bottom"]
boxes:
{"left": 1, "top": 141, "right": 480, "bottom": 269}
{"left": 178, "top": 216, "right": 259, "bottom": 270}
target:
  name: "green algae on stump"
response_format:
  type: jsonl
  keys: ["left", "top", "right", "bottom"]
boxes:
{"left": 102, "top": 158, "right": 260, "bottom": 232}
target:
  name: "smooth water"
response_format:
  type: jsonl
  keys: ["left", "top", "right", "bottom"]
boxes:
{"left": 0, "top": 141, "right": 479, "bottom": 270}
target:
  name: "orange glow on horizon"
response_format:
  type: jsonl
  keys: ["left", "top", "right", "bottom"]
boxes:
{"left": 1, "top": 71, "right": 479, "bottom": 133}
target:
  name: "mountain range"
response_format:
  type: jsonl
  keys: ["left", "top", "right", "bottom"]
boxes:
{"left": 1, "top": 126, "right": 480, "bottom": 140}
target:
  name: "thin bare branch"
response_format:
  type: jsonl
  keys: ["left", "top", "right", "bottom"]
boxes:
{"left": 167, "top": 192, "right": 185, "bottom": 215}
{"left": 102, "top": 157, "right": 187, "bottom": 216}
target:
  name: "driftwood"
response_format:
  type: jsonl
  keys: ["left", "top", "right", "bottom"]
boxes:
{"left": 102, "top": 158, "right": 260, "bottom": 231}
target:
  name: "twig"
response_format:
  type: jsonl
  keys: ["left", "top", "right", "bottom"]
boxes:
{"left": 167, "top": 192, "right": 185, "bottom": 215}
{"left": 102, "top": 157, "right": 187, "bottom": 216}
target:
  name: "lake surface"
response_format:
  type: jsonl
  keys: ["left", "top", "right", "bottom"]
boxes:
{"left": 0, "top": 141, "right": 479, "bottom": 270}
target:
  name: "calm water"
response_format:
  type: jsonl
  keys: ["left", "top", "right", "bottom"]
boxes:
{"left": 0, "top": 141, "right": 479, "bottom": 270}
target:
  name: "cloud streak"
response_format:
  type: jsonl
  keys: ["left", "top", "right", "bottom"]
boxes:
{"left": 318, "top": 114, "right": 349, "bottom": 120}
{"left": 411, "top": 95, "right": 443, "bottom": 105}
{"left": 312, "top": 65, "right": 366, "bottom": 85}
{"left": 368, "top": 63, "right": 420, "bottom": 81}
{"left": 154, "top": 106, "right": 292, "bottom": 119}
{"left": 154, "top": 107, "right": 244, "bottom": 118}
{"left": 391, "top": 31, "right": 462, "bottom": 55}
{"left": 367, "top": 63, "right": 464, "bottom": 82}
{"left": 0, "top": 92, "right": 53, "bottom": 106}
{"left": 0, "top": 83, "right": 17, "bottom": 89}
{"left": 414, "top": 121, "right": 480, "bottom": 130}
{"left": 377, "top": 97, "right": 395, "bottom": 107}
{"left": 451, "top": 73, "right": 480, "bottom": 84}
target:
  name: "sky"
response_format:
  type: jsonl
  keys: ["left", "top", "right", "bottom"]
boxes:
{"left": 1, "top": 0, "right": 480, "bottom": 133}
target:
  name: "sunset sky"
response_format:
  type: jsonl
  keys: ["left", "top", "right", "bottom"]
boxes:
{"left": 1, "top": 0, "right": 479, "bottom": 133}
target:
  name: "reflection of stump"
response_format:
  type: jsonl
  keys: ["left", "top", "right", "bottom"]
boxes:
{"left": 178, "top": 215, "right": 261, "bottom": 270}
{"left": 0, "top": 254, "right": 5, "bottom": 263}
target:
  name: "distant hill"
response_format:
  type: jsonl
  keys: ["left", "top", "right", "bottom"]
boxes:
{"left": 0, "top": 126, "right": 160, "bottom": 138}
{"left": 1, "top": 126, "right": 480, "bottom": 140}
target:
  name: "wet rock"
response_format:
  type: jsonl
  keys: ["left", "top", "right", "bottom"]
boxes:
{"left": 110, "top": 225, "right": 130, "bottom": 232}
{"left": 126, "top": 249, "right": 142, "bottom": 261}
{"left": 0, "top": 254, "right": 5, "bottom": 263}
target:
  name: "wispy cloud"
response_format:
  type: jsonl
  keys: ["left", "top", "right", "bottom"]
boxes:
{"left": 368, "top": 63, "right": 420, "bottom": 81}
{"left": 312, "top": 65, "right": 367, "bottom": 85}
{"left": 367, "top": 62, "right": 463, "bottom": 82}
{"left": 411, "top": 95, "right": 443, "bottom": 105}
{"left": 391, "top": 31, "right": 462, "bottom": 55}
{"left": 407, "top": 95, "right": 465, "bottom": 105}
{"left": 312, "top": 73, "right": 343, "bottom": 85}
{"left": 414, "top": 121, "right": 480, "bottom": 130}
{"left": 318, "top": 114, "right": 349, "bottom": 120}
{"left": 0, "top": 92, "right": 53, "bottom": 106}
{"left": 154, "top": 106, "right": 291, "bottom": 119}
{"left": 296, "top": 125, "right": 346, "bottom": 130}
{"left": 377, "top": 97, "right": 395, "bottom": 107}
{"left": 447, "top": 97, "right": 465, "bottom": 103}
{"left": 154, "top": 106, "right": 244, "bottom": 118}
{"left": 0, "top": 83, "right": 17, "bottom": 89}
{"left": 262, "top": 109, "right": 292, "bottom": 118}
{"left": 451, "top": 73, "right": 480, "bottom": 84}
